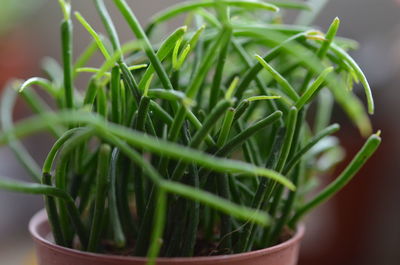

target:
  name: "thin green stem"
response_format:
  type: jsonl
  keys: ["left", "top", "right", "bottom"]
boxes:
{"left": 111, "top": 66, "right": 121, "bottom": 123}
{"left": 61, "top": 17, "right": 74, "bottom": 109}
{"left": 108, "top": 148, "right": 126, "bottom": 248}
{"left": 0, "top": 85, "right": 41, "bottom": 182}
{"left": 20, "top": 77, "right": 58, "bottom": 98}
{"left": 283, "top": 124, "right": 340, "bottom": 175}
{"left": 0, "top": 111, "right": 294, "bottom": 190}
{"left": 73, "top": 40, "right": 98, "bottom": 80}
{"left": 217, "top": 108, "right": 235, "bottom": 147}
{"left": 0, "top": 176, "right": 88, "bottom": 248}
{"left": 150, "top": 0, "right": 279, "bottom": 26}
{"left": 171, "top": 100, "right": 232, "bottom": 181}
{"left": 295, "top": 67, "right": 334, "bottom": 110}
{"left": 88, "top": 144, "right": 111, "bottom": 252}
{"left": 94, "top": 0, "right": 122, "bottom": 54}
{"left": 209, "top": 25, "right": 232, "bottom": 111}
{"left": 256, "top": 55, "right": 299, "bottom": 102}
{"left": 113, "top": 0, "right": 175, "bottom": 92}
{"left": 18, "top": 89, "right": 64, "bottom": 137}
{"left": 146, "top": 188, "right": 167, "bottom": 265}
{"left": 75, "top": 12, "right": 111, "bottom": 60}
{"left": 289, "top": 133, "right": 381, "bottom": 227}
{"left": 42, "top": 173, "right": 65, "bottom": 246}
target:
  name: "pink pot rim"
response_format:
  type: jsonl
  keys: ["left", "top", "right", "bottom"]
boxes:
{"left": 30, "top": 208, "right": 305, "bottom": 262}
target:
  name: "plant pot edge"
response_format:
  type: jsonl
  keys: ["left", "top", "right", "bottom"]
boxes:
{"left": 30, "top": 208, "right": 305, "bottom": 264}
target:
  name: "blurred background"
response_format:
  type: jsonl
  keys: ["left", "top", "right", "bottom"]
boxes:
{"left": 0, "top": 0, "right": 399, "bottom": 264}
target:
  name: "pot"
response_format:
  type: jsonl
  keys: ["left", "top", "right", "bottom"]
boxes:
{"left": 30, "top": 209, "right": 305, "bottom": 265}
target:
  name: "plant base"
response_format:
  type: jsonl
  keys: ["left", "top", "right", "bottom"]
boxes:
{"left": 30, "top": 209, "right": 305, "bottom": 265}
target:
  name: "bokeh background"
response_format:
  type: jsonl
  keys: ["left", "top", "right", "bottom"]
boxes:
{"left": 0, "top": 1, "right": 399, "bottom": 264}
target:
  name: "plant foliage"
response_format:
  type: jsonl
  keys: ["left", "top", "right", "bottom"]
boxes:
{"left": 0, "top": 0, "right": 380, "bottom": 264}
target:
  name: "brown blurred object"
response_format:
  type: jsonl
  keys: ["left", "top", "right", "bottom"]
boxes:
{"left": 298, "top": 113, "right": 398, "bottom": 265}
{"left": 0, "top": 28, "right": 37, "bottom": 90}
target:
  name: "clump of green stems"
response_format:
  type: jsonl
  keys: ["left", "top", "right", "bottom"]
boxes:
{"left": 0, "top": 0, "right": 380, "bottom": 264}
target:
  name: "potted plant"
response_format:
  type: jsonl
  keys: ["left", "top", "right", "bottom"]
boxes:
{"left": 0, "top": 0, "right": 381, "bottom": 265}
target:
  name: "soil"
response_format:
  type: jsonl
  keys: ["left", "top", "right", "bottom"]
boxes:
{"left": 98, "top": 226, "right": 296, "bottom": 257}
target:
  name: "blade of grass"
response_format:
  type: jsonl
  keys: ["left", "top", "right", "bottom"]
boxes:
{"left": 256, "top": 55, "right": 300, "bottom": 101}
{"left": 295, "top": 66, "right": 334, "bottom": 110}
{"left": 234, "top": 32, "right": 307, "bottom": 100}
{"left": 108, "top": 148, "right": 126, "bottom": 248}
{"left": 289, "top": 132, "right": 381, "bottom": 227}
{"left": 42, "top": 128, "right": 84, "bottom": 173}
{"left": 88, "top": 144, "right": 111, "bottom": 252}
{"left": 0, "top": 84, "right": 41, "bottom": 182}
{"left": 232, "top": 41, "right": 282, "bottom": 125}
{"left": 110, "top": 66, "right": 121, "bottom": 123}
{"left": 298, "top": 17, "right": 339, "bottom": 95}
{"left": 59, "top": 0, "right": 74, "bottom": 109}
{"left": 283, "top": 124, "right": 340, "bottom": 175}
{"left": 41, "top": 57, "right": 64, "bottom": 90}
{"left": 94, "top": 0, "right": 122, "bottom": 54}
{"left": 138, "top": 26, "right": 187, "bottom": 91}
{"left": 146, "top": 188, "right": 167, "bottom": 265}
{"left": 160, "top": 180, "right": 270, "bottom": 226}
{"left": 216, "top": 111, "right": 283, "bottom": 158}
{"left": 75, "top": 12, "right": 111, "bottom": 60}
{"left": 314, "top": 89, "right": 334, "bottom": 133}
{"left": 0, "top": 111, "right": 295, "bottom": 190}
{"left": 237, "top": 107, "right": 298, "bottom": 252}
{"left": 19, "top": 77, "right": 58, "bottom": 98}
{"left": 0, "top": 177, "right": 71, "bottom": 201}
{"left": 18, "top": 88, "right": 64, "bottom": 137}
{"left": 42, "top": 173, "right": 65, "bottom": 246}
{"left": 73, "top": 40, "right": 98, "bottom": 80}
{"left": 209, "top": 25, "right": 233, "bottom": 111}
{"left": 235, "top": 29, "right": 372, "bottom": 136}
{"left": 150, "top": 0, "right": 279, "bottom": 26}
{"left": 0, "top": 175, "right": 88, "bottom": 248}
{"left": 113, "top": 0, "right": 176, "bottom": 92}
{"left": 147, "top": 89, "right": 190, "bottom": 103}
{"left": 98, "top": 131, "right": 271, "bottom": 253}
{"left": 330, "top": 43, "right": 374, "bottom": 114}
{"left": 171, "top": 100, "right": 232, "bottom": 181}
{"left": 217, "top": 108, "right": 235, "bottom": 147}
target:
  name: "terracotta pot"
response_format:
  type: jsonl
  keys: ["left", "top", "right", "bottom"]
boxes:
{"left": 30, "top": 209, "right": 305, "bottom": 265}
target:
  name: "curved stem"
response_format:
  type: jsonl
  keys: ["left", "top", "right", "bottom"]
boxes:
{"left": 289, "top": 133, "right": 381, "bottom": 227}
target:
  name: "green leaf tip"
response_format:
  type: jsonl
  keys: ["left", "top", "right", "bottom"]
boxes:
{"left": 255, "top": 54, "right": 299, "bottom": 101}
{"left": 58, "top": 0, "right": 71, "bottom": 21}
{"left": 254, "top": 168, "right": 296, "bottom": 191}
{"left": 333, "top": 17, "right": 341, "bottom": 26}
{"left": 181, "top": 25, "right": 188, "bottom": 33}
{"left": 75, "top": 11, "right": 111, "bottom": 61}
{"left": 247, "top": 95, "right": 281, "bottom": 102}
{"left": 225, "top": 76, "right": 240, "bottom": 100}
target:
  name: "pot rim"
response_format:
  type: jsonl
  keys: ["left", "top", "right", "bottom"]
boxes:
{"left": 30, "top": 208, "right": 305, "bottom": 262}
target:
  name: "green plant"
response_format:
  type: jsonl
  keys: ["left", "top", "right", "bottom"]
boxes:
{"left": 0, "top": 0, "right": 380, "bottom": 264}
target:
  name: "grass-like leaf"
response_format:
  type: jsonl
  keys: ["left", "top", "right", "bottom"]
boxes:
{"left": 0, "top": 1, "right": 379, "bottom": 260}
{"left": 289, "top": 132, "right": 381, "bottom": 226}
